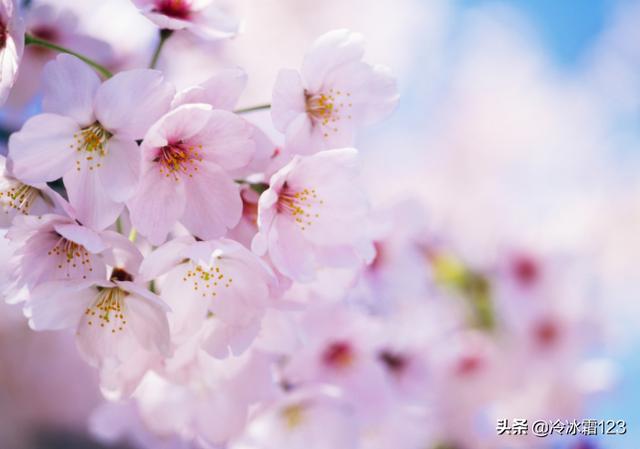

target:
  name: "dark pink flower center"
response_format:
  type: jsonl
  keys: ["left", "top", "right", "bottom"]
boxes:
{"left": 31, "top": 25, "right": 59, "bottom": 42}
{"left": 0, "top": 20, "right": 7, "bottom": 49}
{"left": 322, "top": 341, "right": 355, "bottom": 369}
{"left": 533, "top": 318, "right": 561, "bottom": 349}
{"left": 510, "top": 254, "right": 539, "bottom": 287}
{"left": 455, "top": 354, "right": 483, "bottom": 376}
{"left": 154, "top": 141, "right": 203, "bottom": 181}
{"left": 154, "top": 0, "right": 192, "bottom": 19}
{"left": 378, "top": 350, "right": 408, "bottom": 375}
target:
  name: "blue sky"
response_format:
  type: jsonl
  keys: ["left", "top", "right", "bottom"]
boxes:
{"left": 459, "top": 0, "right": 618, "bottom": 66}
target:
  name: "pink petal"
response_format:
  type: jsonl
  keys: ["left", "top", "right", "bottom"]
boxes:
{"left": 42, "top": 54, "right": 101, "bottom": 127}
{"left": 53, "top": 223, "right": 107, "bottom": 253}
{"left": 173, "top": 68, "right": 247, "bottom": 110}
{"left": 98, "top": 138, "right": 140, "bottom": 203}
{"left": 190, "top": 109, "right": 255, "bottom": 171}
{"left": 271, "top": 68, "right": 306, "bottom": 132}
{"left": 144, "top": 104, "right": 212, "bottom": 151}
{"left": 139, "top": 236, "right": 195, "bottom": 281}
{"left": 8, "top": 113, "right": 78, "bottom": 183}
{"left": 63, "top": 164, "right": 124, "bottom": 230}
{"left": 26, "top": 280, "right": 96, "bottom": 331}
{"left": 127, "top": 166, "right": 186, "bottom": 245}
{"left": 268, "top": 216, "right": 316, "bottom": 282}
{"left": 284, "top": 112, "right": 320, "bottom": 155}
{"left": 302, "top": 29, "right": 365, "bottom": 92}
{"left": 0, "top": 5, "right": 24, "bottom": 105}
{"left": 125, "top": 294, "right": 171, "bottom": 355}
{"left": 324, "top": 61, "right": 398, "bottom": 126}
{"left": 95, "top": 69, "right": 175, "bottom": 140}
{"left": 181, "top": 162, "right": 242, "bottom": 240}
{"left": 116, "top": 280, "right": 171, "bottom": 313}
{"left": 188, "top": 6, "right": 238, "bottom": 40}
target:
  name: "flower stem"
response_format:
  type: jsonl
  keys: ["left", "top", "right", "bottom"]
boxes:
{"left": 149, "top": 29, "right": 174, "bottom": 69}
{"left": 24, "top": 34, "right": 113, "bottom": 79}
{"left": 235, "top": 104, "right": 271, "bottom": 114}
{"left": 235, "top": 179, "right": 269, "bottom": 194}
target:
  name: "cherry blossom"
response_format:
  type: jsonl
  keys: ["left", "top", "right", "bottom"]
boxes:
{"left": 230, "top": 387, "right": 359, "bottom": 449}
{"left": 252, "top": 148, "right": 375, "bottom": 282}
{"left": 271, "top": 29, "right": 398, "bottom": 155}
{"left": 140, "top": 236, "right": 277, "bottom": 357}
{"left": 24, "top": 240, "right": 171, "bottom": 398}
{"left": 0, "top": 155, "right": 67, "bottom": 227}
{"left": 127, "top": 103, "right": 254, "bottom": 244}
{"left": 0, "top": 10, "right": 620, "bottom": 449}
{"left": 130, "top": 0, "right": 238, "bottom": 40}
{"left": 5, "top": 212, "right": 110, "bottom": 302}
{"left": 8, "top": 54, "right": 175, "bottom": 230}
{"left": 0, "top": 0, "right": 24, "bottom": 105}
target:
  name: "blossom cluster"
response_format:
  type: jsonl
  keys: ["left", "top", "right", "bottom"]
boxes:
{"left": 0, "top": 1, "right": 610, "bottom": 449}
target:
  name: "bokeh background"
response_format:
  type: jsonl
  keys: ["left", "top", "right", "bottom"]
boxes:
{"left": 1, "top": 0, "right": 639, "bottom": 448}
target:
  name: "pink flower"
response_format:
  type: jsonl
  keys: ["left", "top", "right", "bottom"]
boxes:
{"left": 252, "top": 148, "right": 375, "bottom": 282}
{"left": 8, "top": 54, "right": 175, "bottom": 230}
{"left": 140, "top": 236, "right": 277, "bottom": 357}
{"left": 131, "top": 0, "right": 238, "bottom": 40}
{"left": 0, "top": 0, "right": 24, "bottom": 105}
{"left": 283, "top": 306, "right": 394, "bottom": 424}
{"left": 271, "top": 29, "right": 398, "bottom": 155}
{"left": 24, "top": 241, "right": 171, "bottom": 398}
{"left": 5, "top": 213, "right": 112, "bottom": 300}
{"left": 172, "top": 68, "right": 279, "bottom": 179}
{"left": 231, "top": 387, "right": 359, "bottom": 449}
{"left": 127, "top": 104, "right": 254, "bottom": 244}
{"left": 0, "top": 155, "right": 67, "bottom": 228}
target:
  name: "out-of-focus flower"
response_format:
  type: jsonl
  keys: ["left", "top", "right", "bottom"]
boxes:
{"left": 8, "top": 54, "right": 175, "bottom": 230}
{"left": 230, "top": 387, "right": 359, "bottom": 449}
{"left": 283, "top": 306, "right": 394, "bottom": 424}
{"left": 5, "top": 2, "right": 112, "bottom": 112}
{"left": 127, "top": 103, "right": 254, "bottom": 244}
{"left": 130, "top": 0, "right": 238, "bottom": 40}
{"left": 252, "top": 148, "right": 374, "bottom": 282}
{"left": 140, "top": 237, "right": 277, "bottom": 357}
{"left": 271, "top": 29, "right": 398, "bottom": 155}
{"left": 0, "top": 0, "right": 24, "bottom": 105}
{"left": 24, "top": 239, "right": 171, "bottom": 398}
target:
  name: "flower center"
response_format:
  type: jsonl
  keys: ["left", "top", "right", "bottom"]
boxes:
{"left": 183, "top": 259, "right": 233, "bottom": 299}
{"left": 155, "top": 141, "right": 203, "bottom": 181}
{"left": 378, "top": 350, "right": 408, "bottom": 375}
{"left": 0, "top": 183, "right": 40, "bottom": 215}
{"left": 47, "top": 235, "right": 94, "bottom": 279}
{"left": 533, "top": 318, "right": 560, "bottom": 349}
{"left": 71, "top": 122, "right": 112, "bottom": 171}
{"left": 511, "top": 254, "right": 539, "bottom": 287}
{"left": 305, "top": 88, "right": 352, "bottom": 138}
{"left": 0, "top": 23, "right": 6, "bottom": 50}
{"left": 277, "top": 183, "right": 323, "bottom": 231}
{"left": 281, "top": 404, "right": 305, "bottom": 429}
{"left": 322, "top": 341, "right": 355, "bottom": 369}
{"left": 154, "top": 0, "right": 192, "bottom": 19}
{"left": 85, "top": 287, "right": 128, "bottom": 334}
